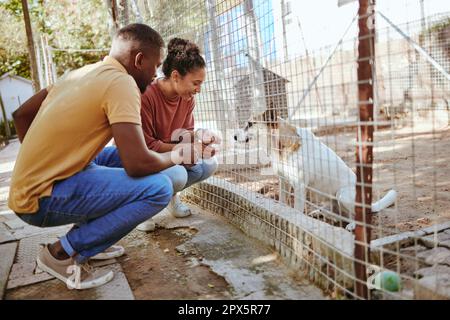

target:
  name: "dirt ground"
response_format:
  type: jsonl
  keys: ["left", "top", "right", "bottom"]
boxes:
{"left": 216, "top": 125, "right": 450, "bottom": 240}
{"left": 5, "top": 227, "right": 233, "bottom": 300}
{"left": 116, "top": 228, "right": 233, "bottom": 300}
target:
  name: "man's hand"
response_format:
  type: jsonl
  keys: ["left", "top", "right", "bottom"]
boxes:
{"left": 171, "top": 128, "right": 195, "bottom": 144}
{"left": 112, "top": 123, "right": 177, "bottom": 177}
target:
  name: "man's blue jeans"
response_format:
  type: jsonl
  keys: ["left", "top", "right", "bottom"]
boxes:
{"left": 86, "top": 146, "right": 218, "bottom": 194}
{"left": 17, "top": 147, "right": 174, "bottom": 263}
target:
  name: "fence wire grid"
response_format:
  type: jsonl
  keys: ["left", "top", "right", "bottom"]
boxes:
{"left": 44, "top": 0, "right": 450, "bottom": 300}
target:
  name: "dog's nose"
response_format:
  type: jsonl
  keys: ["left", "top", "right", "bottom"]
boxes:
{"left": 234, "top": 135, "right": 238, "bottom": 141}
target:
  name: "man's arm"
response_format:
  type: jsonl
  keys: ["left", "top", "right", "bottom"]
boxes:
{"left": 112, "top": 123, "right": 197, "bottom": 177}
{"left": 156, "top": 142, "right": 177, "bottom": 153}
{"left": 12, "top": 89, "right": 48, "bottom": 143}
{"left": 154, "top": 130, "right": 195, "bottom": 153}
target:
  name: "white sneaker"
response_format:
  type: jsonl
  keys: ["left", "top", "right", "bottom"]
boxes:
{"left": 90, "top": 245, "right": 125, "bottom": 260}
{"left": 168, "top": 194, "right": 192, "bottom": 218}
{"left": 136, "top": 219, "right": 156, "bottom": 232}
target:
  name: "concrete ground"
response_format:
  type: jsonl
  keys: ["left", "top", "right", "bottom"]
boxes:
{"left": 0, "top": 140, "right": 325, "bottom": 300}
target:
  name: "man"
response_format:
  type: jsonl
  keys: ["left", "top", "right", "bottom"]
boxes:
{"left": 9, "top": 24, "right": 196, "bottom": 290}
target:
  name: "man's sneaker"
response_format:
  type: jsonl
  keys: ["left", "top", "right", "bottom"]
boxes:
{"left": 136, "top": 219, "right": 156, "bottom": 232}
{"left": 36, "top": 244, "right": 114, "bottom": 290}
{"left": 90, "top": 245, "right": 125, "bottom": 260}
{"left": 168, "top": 194, "right": 192, "bottom": 218}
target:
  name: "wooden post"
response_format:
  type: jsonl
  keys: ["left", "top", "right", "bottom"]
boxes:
{"left": 354, "top": 0, "right": 375, "bottom": 300}
{"left": 21, "top": 0, "right": 40, "bottom": 92}
{"left": 120, "top": 0, "right": 130, "bottom": 26}
{"left": 105, "top": 0, "right": 119, "bottom": 39}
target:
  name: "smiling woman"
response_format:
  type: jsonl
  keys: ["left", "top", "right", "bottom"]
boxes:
{"left": 137, "top": 37, "right": 220, "bottom": 230}
{"left": 140, "top": 38, "right": 207, "bottom": 153}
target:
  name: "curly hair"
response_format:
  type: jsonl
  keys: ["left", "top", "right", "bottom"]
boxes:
{"left": 162, "top": 38, "right": 206, "bottom": 78}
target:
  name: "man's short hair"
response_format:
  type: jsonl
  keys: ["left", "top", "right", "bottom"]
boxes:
{"left": 115, "top": 23, "right": 164, "bottom": 52}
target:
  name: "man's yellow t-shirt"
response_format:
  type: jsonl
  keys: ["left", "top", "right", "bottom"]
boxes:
{"left": 9, "top": 56, "right": 142, "bottom": 214}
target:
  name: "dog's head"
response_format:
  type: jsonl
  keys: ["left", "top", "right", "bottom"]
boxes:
{"left": 234, "top": 110, "right": 301, "bottom": 153}
{"left": 233, "top": 108, "right": 279, "bottom": 143}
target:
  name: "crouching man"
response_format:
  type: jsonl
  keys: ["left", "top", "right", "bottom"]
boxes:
{"left": 8, "top": 24, "right": 196, "bottom": 290}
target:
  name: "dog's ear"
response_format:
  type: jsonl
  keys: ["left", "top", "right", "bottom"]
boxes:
{"left": 279, "top": 121, "right": 297, "bottom": 136}
{"left": 278, "top": 121, "right": 300, "bottom": 150}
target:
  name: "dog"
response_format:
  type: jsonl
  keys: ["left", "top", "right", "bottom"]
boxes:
{"left": 234, "top": 109, "right": 397, "bottom": 229}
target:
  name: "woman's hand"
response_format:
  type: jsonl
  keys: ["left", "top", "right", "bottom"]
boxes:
{"left": 172, "top": 141, "right": 201, "bottom": 166}
{"left": 195, "top": 128, "right": 222, "bottom": 146}
{"left": 200, "top": 143, "right": 218, "bottom": 159}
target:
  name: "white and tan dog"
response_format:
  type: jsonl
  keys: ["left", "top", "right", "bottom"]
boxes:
{"left": 234, "top": 109, "right": 397, "bottom": 229}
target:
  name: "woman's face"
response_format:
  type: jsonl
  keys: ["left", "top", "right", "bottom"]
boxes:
{"left": 172, "top": 67, "right": 206, "bottom": 101}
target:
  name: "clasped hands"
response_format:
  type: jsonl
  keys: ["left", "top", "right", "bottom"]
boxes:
{"left": 171, "top": 129, "right": 221, "bottom": 167}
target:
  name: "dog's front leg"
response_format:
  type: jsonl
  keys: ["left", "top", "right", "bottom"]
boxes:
{"left": 279, "top": 176, "right": 291, "bottom": 206}
{"left": 293, "top": 183, "right": 306, "bottom": 213}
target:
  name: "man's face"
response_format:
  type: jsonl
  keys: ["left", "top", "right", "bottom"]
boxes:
{"left": 135, "top": 48, "right": 164, "bottom": 93}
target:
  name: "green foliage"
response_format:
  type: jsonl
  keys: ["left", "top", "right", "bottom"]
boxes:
{"left": 0, "top": 52, "right": 30, "bottom": 78}
{"left": 0, "top": 2, "right": 29, "bottom": 78}
{"left": 148, "top": 0, "right": 207, "bottom": 49}
{"left": 1, "top": 0, "right": 26, "bottom": 16}
{"left": 52, "top": 51, "right": 108, "bottom": 76}
{"left": 0, "top": 0, "right": 208, "bottom": 79}
{"left": 0, "top": 0, "right": 111, "bottom": 79}
{"left": 419, "top": 17, "right": 450, "bottom": 43}
{"left": 0, "top": 120, "right": 17, "bottom": 137}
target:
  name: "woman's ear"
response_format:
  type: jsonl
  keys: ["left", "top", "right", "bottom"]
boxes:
{"left": 171, "top": 70, "right": 180, "bottom": 82}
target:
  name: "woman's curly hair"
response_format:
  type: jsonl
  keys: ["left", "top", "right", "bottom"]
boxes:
{"left": 162, "top": 38, "right": 206, "bottom": 78}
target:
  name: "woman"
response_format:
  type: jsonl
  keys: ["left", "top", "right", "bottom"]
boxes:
{"left": 137, "top": 38, "right": 219, "bottom": 231}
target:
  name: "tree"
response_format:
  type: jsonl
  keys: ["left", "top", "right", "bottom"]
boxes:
{"left": 0, "top": 2, "right": 30, "bottom": 78}
{"left": 21, "top": 0, "right": 40, "bottom": 91}
{"left": 1, "top": 0, "right": 111, "bottom": 79}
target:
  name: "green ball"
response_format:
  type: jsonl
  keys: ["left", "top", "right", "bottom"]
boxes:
{"left": 374, "top": 271, "right": 401, "bottom": 292}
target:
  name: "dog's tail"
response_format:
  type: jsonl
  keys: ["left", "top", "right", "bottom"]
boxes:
{"left": 371, "top": 189, "right": 397, "bottom": 213}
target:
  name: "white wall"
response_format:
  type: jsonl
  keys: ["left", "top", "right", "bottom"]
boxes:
{"left": 0, "top": 76, "right": 34, "bottom": 122}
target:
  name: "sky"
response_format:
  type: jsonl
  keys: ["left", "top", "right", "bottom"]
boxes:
{"left": 290, "top": 0, "right": 450, "bottom": 51}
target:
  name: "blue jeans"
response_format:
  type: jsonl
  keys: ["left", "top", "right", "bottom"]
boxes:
{"left": 17, "top": 147, "right": 173, "bottom": 263}
{"left": 161, "top": 155, "right": 219, "bottom": 194}
{"left": 86, "top": 146, "right": 218, "bottom": 194}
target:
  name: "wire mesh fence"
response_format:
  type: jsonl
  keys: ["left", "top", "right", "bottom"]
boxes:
{"left": 139, "top": 0, "right": 450, "bottom": 300}
{"left": 43, "top": 0, "right": 449, "bottom": 300}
